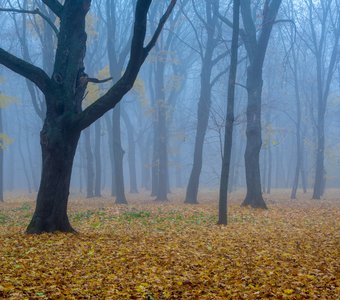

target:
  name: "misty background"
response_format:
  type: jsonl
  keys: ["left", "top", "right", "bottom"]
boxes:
{"left": 0, "top": 0, "right": 339, "bottom": 198}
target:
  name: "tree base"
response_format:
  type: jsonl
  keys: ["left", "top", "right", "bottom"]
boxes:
{"left": 26, "top": 215, "right": 77, "bottom": 234}
{"left": 241, "top": 195, "right": 267, "bottom": 209}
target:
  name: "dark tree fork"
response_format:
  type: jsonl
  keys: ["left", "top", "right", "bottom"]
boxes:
{"left": 0, "top": 0, "right": 176, "bottom": 234}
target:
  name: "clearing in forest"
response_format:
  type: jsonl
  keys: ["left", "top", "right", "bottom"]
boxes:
{"left": 0, "top": 190, "right": 339, "bottom": 299}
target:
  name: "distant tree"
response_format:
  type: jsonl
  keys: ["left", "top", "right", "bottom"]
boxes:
{"left": 301, "top": 0, "right": 340, "bottom": 199}
{"left": 218, "top": 0, "right": 240, "bottom": 225}
{"left": 0, "top": 79, "right": 15, "bottom": 202}
{"left": 184, "top": 0, "right": 227, "bottom": 204}
{"left": 0, "top": 0, "right": 176, "bottom": 233}
{"left": 279, "top": 0, "right": 304, "bottom": 199}
{"left": 240, "top": 0, "right": 282, "bottom": 208}
{"left": 221, "top": 0, "right": 282, "bottom": 208}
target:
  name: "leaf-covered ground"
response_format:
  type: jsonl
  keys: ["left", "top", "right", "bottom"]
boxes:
{"left": 0, "top": 190, "right": 339, "bottom": 299}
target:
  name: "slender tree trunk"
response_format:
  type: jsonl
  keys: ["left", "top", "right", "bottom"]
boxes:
{"left": 155, "top": 98, "right": 168, "bottom": 201}
{"left": 300, "top": 125, "right": 307, "bottom": 193}
{"left": 8, "top": 146, "right": 14, "bottom": 192}
{"left": 275, "top": 145, "right": 280, "bottom": 188}
{"left": 94, "top": 120, "right": 102, "bottom": 197}
{"left": 151, "top": 121, "right": 159, "bottom": 196}
{"left": 313, "top": 116, "right": 325, "bottom": 199}
{"left": 112, "top": 105, "right": 127, "bottom": 204}
{"left": 290, "top": 49, "right": 302, "bottom": 199}
{"left": 79, "top": 148, "right": 83, "bottom": 194}
{"left": 122, "top": 109, "right": 138, "bottom": 193}
{"left": 16, "top": 111, "right": 32, "bottom": 194}
{"left": 218, "top": 0, "right": 240, "bottom": 225}
{"left": 84, "top": 128, "right": 94, "bottom": 198}
{"left": 105, "top": 116, "right": 116, "bottom": 196}
{"left": 27, "top": 120, "right": 81, "bottom": 234}
{"left": 262, "top": 149, "right": 267, "bottom": 193}
{"left": 140, "top": 133, "right": 151, "bottom": 190}
{"left": 228, "top": 135, "right": 236, "bottom": 193}
{"left": 313, "top": 58, "right": 326, "bottom": 199}
{"left": 267, "top": 141, "right": 272, "bottom": 194}
{"left": 266, "top": 113, "right": 272, "bottom": 195}
{"left": 233, "top": 131, "right": 244, "bottom": 191}
{"left": 175, "top": 146, "right": 183, "bottom": 188}
{"left": 185, "top": 53, "right": 213, "bottom": 204}
{"left": 22, "top": 110, "right": 39, "bottom": 192}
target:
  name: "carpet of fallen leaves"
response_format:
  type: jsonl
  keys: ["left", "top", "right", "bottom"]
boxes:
{"left": 0, "top": 189, "right": 339, "bottom": 299}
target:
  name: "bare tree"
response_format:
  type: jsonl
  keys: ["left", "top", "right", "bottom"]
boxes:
{"left": 0, "top": 0, "right": 177, "bottom": 233}
{"left": 301, "top": 0, "right": 340, "bottom": 199}
{"left": 218, "top": 0, "right": 240, "bottom": 225}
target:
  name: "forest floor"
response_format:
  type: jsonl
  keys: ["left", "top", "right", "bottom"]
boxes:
{"left": 0, "top": 189, "right": 339, "bottom": 299}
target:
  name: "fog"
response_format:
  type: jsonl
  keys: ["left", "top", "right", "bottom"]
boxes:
{"left": 0, "top": 0, "right": 339, "bottom": 202}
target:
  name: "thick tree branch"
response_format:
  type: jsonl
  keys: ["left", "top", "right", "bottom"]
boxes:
{"left": 0, "top": 7, "right": 59, "bottom": 35}
{"left": 41, "top": 0, "right": 62, "bottom": 17}
{"left": 0, "top": 48, "right": 51, "bottom": 94}
{"left": 145, "top": 0, "right": 177, "bottom": 53}
{"left": 75, "top": 0, "right": 177, "bottom": 130}
{"left": 87, "top": 77, "right": 112, "bottom": 84}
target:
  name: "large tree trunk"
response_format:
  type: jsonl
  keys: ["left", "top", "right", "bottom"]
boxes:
{"left": 241, "top": 68, "right": 267, "bottom": 208}
{"left": 26, "top": 120, "right": 80, "bottom": 234}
